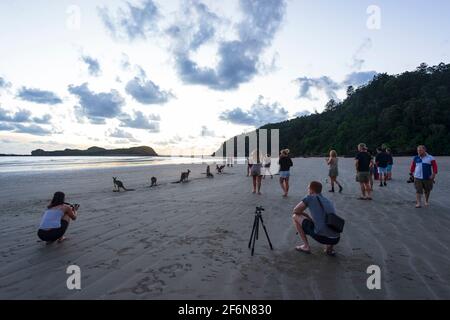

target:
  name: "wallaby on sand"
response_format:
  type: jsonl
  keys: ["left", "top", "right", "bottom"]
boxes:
{"left": 206, "top": 165, "right": 214, "bottom": 178}
{"left": 150, "top": 176, "right": 158, "bottom": 187}
{"left": 172, "top": 169, "right": 191, "bottom": 183}
{"left": 113, "top": 177, "right": 135, "bottom": 192}
{"left": 216, "top": 165, "right": 225, "bottom": 174}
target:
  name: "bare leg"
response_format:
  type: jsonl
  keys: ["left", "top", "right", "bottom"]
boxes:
{"left": 252, "top": 176, "right": 257, "bottom": 193}
{"left": 424, "top": 191, "right": 430, "bottom": 206}
{"left": 359, "top": 182, "right": 366, "bottom": 198}
{"left": 416, "top": 193, "right": 422, "bottom": 208}
{"left": 365, "top": 182, "right": 372, "bottom": 199}
{"left": 257, "top": 176, "right": 262, "bottom": 194}
{"left": 292, "top": 215, "right": 310, "bottom": 251}
{"left": 285, "top": 179, "right": 290, "bottom": 196}
{"left": 280, "top": 178, "right": 286, "bottom": 196}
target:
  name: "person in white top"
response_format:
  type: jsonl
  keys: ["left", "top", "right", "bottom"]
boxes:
{"left": 37, "top": 191, "right": 78, "bottom": 244}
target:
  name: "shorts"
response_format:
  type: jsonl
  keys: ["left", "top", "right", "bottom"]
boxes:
{"left": 279, "top": 171, "right": 290, "bottom": 178}
{"left": 251, "top": 165, "right": 262, "bottom": 177}
{"left": 357, "top": 171, "right": 370, "bottom": 183}
{"left": 37, "top": 220, "right": 68, "bottom": 242}
{"left": 387, "top": 164, "right": 393, "bottom": 172}
{"left": 302, "top": 219, "right": 340, "bottom": 245}
{"left": 378, "top": 167, "right": 388, "bottom": 175}
{"left": 414, "top": 178, "right": 433, "bottom": 194}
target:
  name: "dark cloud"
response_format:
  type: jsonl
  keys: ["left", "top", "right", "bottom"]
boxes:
{"left": 295, "top": 76, "right": 341, "bottom": 101}
{"left": 98, "top": 0, "right": 160, "bottom": 40}
{"left": 125, "top": 74, "right": 174, "bottom": 105}
{"left": 108, "top": 128, "right": 139, "bottom": 142}
{"left": 17, "top": 87, "right": 62, "bottom": 105}
{"left": 171, "top": 0, "right": 286, "bottom": 90}
{"left": 219, "top": 95, "right": 289, "bottom": 126}
{"left": 0, "top": 122, "right": 15, "bottom": 131}
{"left": 68, "top": 83, "right": 125, "bottom": 124}
{"left": 13, "top": 124, "right": 52, "bottom": 136}
{"left": 0, "top": 107, "right": 52, "bottom": 124}
{"left": 295, "top": 71, "right": 378, "bottom": 100}
{"left": 81, "top": 55, "right": 101, "bottom": 76}
{"left": 119, "top": 111, "right": 160, "bottom": 132}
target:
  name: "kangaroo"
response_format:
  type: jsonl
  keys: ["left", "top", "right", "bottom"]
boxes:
{"left": 150, "top": 176, "right": 157, "bottom": 187}
{"left": 216, "top": 165, "right": 225, "bottom": 174}
{"left": 179, "top": 169, "right": 190, "bottom": 182}
{"left": 113, "top": 177, "right": 135, "bottom": 192}
{"left": 206, "top": 165, "right": 214, "bottom": 178}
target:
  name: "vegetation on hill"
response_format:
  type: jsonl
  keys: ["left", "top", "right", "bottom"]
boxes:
{"left": 260, "top": 63, "right": 450, "bottom": 156}
{"left": 31, "top": 146, "right": 158, "bottom": 156}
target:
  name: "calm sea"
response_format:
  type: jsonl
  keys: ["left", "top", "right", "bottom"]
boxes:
{"left": 0, "top": 156, "right": 213, "bottom": 173}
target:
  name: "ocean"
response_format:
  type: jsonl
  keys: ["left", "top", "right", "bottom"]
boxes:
{"left": 0, "top": 156, "right": 215, "bottom": 174}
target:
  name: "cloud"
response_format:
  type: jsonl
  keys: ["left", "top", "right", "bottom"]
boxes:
{"left": 294, "top": 110, "right": 311, "bottom": 118}
{"left": 125, "top": 73, "right": 174, "bottom": 105}
{"left": 119, "top": 111, "right": 160, "bottom": 132}
{"left": 0, "top": 122, "right": 15, "bottom": 131}
{"left": 68, "top": 83, "right": 125, "bottom": 124}
{"left": 200, "top": 125, "right": 215, "bottom": 137}
{"left": 17, "top": 87, "right": 62, "bottom": 105}
{"left": 170, "top": 0, "right": 287, "bottom": 90}
{"left": 295, "top": 71, "right": 378, "bottom": 100}
{"left": 351, "top": 38, "right": 372, "bottom": 71}
{"left": 295, "top": 76, "right": 341, "bottom": 101}
{"left": 0, "top": 107, "right": 52, "bottom": 124}
{"left": 219, "top": 95, "right": 289, "bottom": 127}
{"left": 342, "top": 71, "right": 378, "bottom": 87}
{"left": 98, "top": 0, "right": 160, "bottom": 41}
{"left": 0, "top": 76, "right": 12, "bottom": 89}
{"left": 13, "top": 124, "right": 52, "bottom": 136}
{"left": 81, "top": 55, "right": 101, "bottom": 76}
{"left": 108, "top": 128, "right": 139, "bottom": 142}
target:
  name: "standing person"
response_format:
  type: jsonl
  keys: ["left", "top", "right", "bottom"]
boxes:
{"left": 250, "top": 150, "right": 263, "bottom": 195}
{"left": 386, "top": 148, "right": 394, "bottom": 180}
{"left": 326, "top": 150, "right": 343, "bottom": 193}
{"left": 279, "top": 149, "right": 293, "bottom": 197}
{"left": 262, "top": 154, "right": 273, "bottom": 179}
{"left": 246, "top": 157, "right": 252, "bottom": 177}
{"left": 410, "top": 145, "right": 438, "bottom": 208}
{"left": 292, "top": 181, "right": 341, "bottom": 256}
{"left": 355, "top": 143, "right": 373, "bottom": 200}
{"left": 375, "top": 147, "right": 389, "bottom": 187}
{"left": 37, "top": 191, "right": 78, "bottom": 244}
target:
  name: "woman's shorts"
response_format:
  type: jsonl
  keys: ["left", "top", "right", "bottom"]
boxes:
{"left": 37, "top": 220, "right": 68, "bottom": 242}
{"left": 302, "top": 219, "right": 340, "bottom": 245}
{"left": 279, "top": 171, "right": 290, "bottom": 178}
{"left": 377, "top": 167, "right": 388, "bottom": 175}
{"left": 387, "top": 164, "right": 393, "bottom": 172}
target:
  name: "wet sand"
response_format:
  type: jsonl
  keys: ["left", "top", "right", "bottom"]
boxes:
{"left": 0, "top": 157, "right": 450, "bottom": 299}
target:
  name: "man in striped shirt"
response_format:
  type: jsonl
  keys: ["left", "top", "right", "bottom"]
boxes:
{"left": 410, "top": 145, "right": 438, "bottom": 208}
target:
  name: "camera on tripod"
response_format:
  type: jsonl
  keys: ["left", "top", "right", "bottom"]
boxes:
{"left": 248, "top": 206, "right": 273, "bottom": 256}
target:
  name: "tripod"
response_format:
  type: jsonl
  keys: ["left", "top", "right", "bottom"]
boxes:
{"left": 248, "top": 206, "right": 273, "bottom": 256}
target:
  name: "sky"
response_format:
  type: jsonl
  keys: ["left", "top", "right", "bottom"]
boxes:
{"left": 0, "top": 0, "right": 449, "bottom": 155}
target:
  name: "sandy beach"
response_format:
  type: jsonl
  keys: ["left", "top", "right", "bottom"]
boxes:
{"left": 1, "top": 157, "right": 450, "bottom": 299}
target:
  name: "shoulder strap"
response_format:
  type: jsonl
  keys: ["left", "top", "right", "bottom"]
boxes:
{"left": 316, "top": 195, "right": 326, "bottom": 213}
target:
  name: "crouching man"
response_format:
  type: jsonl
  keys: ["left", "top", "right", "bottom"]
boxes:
{"left": 292, "top": 181, "right": 340, "bottom": 256}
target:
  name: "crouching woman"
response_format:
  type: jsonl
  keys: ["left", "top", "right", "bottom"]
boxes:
{"left": 37, "top": 191, "right": 77, "bottom": 244}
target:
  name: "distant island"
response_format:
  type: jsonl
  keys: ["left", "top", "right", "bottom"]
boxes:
{"left": 29, "top": 146, "right": 158, "bottom": 157}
